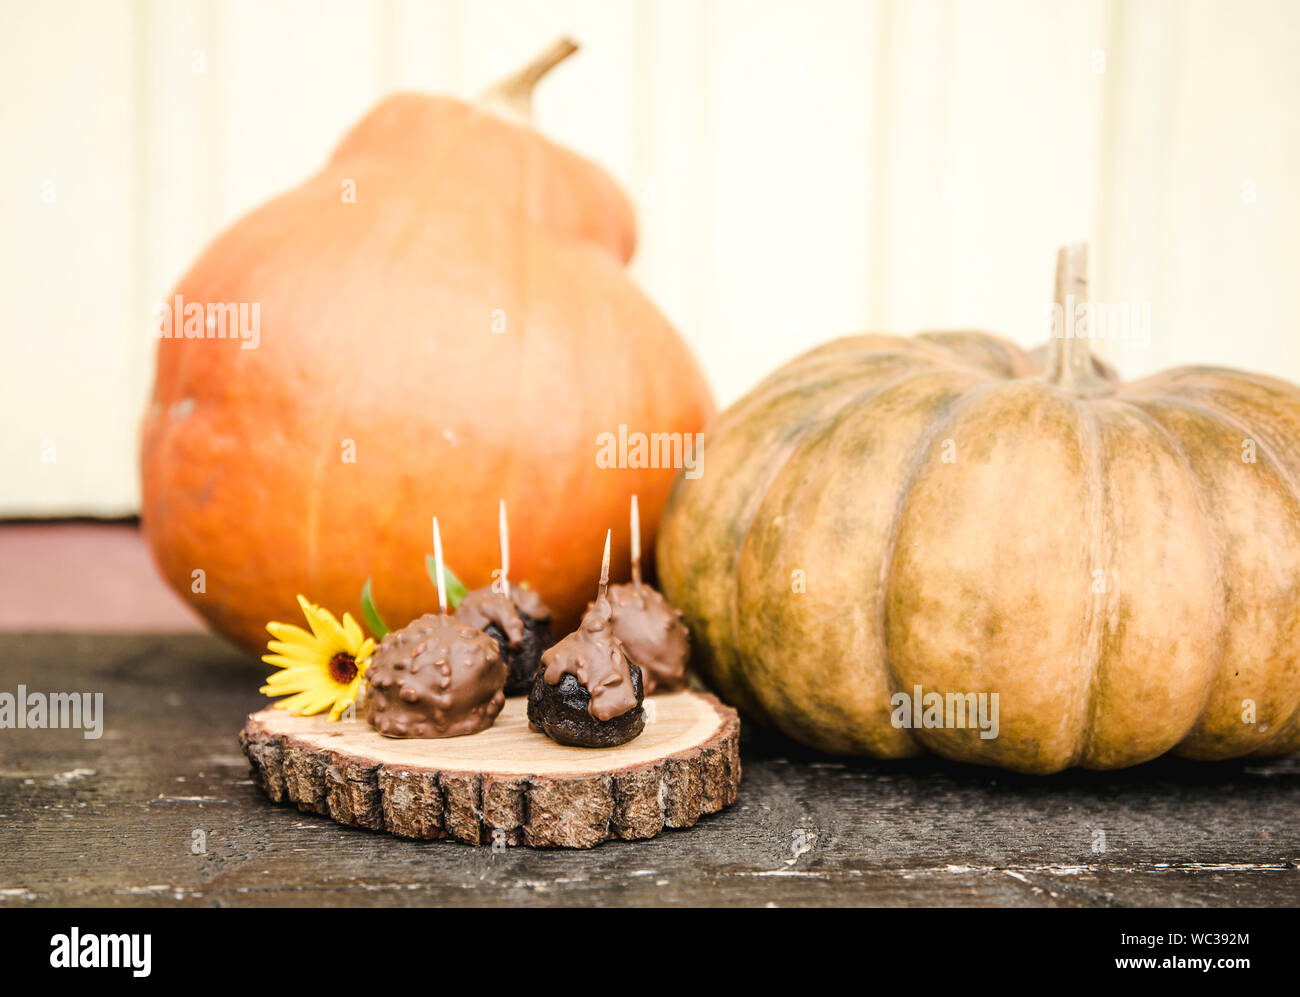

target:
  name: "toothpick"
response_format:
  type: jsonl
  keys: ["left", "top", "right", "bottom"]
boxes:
{"left": 432, "top": 516, "right": 448, "bottom": 614}
{"left": 598, "top": 529, "right": 612, "bottom": 607}
{"left": 498, "top": 498, "right": 511, "bottom": 599}
{"left": 630, "top": 494, "right": 642, "bottom": 586}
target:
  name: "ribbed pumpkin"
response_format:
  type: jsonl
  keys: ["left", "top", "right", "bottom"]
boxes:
{"left": 142, "top": 41, "right": 713, "bottom": 654}
{"left": 658, "top": 246, "right": 1300, "bottom": 773}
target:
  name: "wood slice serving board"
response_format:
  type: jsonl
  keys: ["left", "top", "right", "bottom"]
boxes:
{"left": 239, "top": 691, "right": 740, "bottom": 848}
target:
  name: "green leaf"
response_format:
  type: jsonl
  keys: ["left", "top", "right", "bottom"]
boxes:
{"left": 360, "top": 577, "right": 390, "bottom": 639}
{"left": 425, "top": 554, "right": 468, "bottom": 609}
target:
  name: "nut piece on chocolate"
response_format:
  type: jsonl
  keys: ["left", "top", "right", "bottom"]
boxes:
{"left": 528, "top": 602, "right": 644, "bottom": 748}
{"left": 455, "top": 584, "right": 555, "bottom": 696}
{"left": 589, "top": 581, "right": 689, "bottom": 694}
{"left": 366, "top": 613, "right": 507, "bottom": 738}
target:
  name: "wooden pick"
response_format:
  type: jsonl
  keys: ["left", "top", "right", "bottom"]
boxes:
{"left": 630, "top": 494, "right": 642, "bottom": 586}
{"left": 498, "top": 498, "right": 511, "bottom": 599}
{"left": 431, "top": 516, "right": 448, "bottom": 615}
{"left": 598, "top": 528, "right": 612, "bottom": 608}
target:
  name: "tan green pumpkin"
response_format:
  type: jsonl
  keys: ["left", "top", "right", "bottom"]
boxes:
{"left": 657, "top": 246, "right": 1300, "bottom": 773}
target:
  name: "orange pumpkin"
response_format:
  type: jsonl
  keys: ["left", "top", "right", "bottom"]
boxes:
{"left": 141, "top": 40, "right": 713, "bottom": 654}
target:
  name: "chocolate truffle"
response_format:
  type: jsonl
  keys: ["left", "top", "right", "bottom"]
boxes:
{"left": 365, "top": 613, "right": 507, "bottom": 738}
{"left": 588, "top": 582, "right": 689, "bottom": 694}
{"left": 528, "top": 602, "right": 644, "bottom": 748}
{"left": 455, "top": 584, "right": 555, "bottom": 695}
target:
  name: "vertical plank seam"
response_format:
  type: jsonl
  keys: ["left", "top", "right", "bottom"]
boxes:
{"left": 1092, "top": 0, "right": 1124, "bottom": 351}
{"left": 870, "top": 0, "right": 896, "bottom": 328}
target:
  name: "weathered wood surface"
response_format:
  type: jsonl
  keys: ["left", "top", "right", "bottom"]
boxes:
{"left": 239, "top": 694, "right": 740, "bottom": 848}
{"left": 1, "top": 634, "right": 1297, "bottom": 907}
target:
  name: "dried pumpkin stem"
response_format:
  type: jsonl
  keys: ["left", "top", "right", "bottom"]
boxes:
{"left": 478, "top": 37, "right": 579, "bottom": 124}
{"left": 1045, "top": 243, "right": 1106, "bottom": 395}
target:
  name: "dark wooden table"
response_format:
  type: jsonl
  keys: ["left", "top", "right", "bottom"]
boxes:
{"left": 2, "top": 634, "right": 1297, "bottom": 907}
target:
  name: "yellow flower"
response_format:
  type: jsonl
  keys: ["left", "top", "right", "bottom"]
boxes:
{"left": 260, "top": 595, "right": 374, "bottom": 721}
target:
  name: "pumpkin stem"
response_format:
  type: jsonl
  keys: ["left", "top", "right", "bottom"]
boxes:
{"left": 478, "top": 37, "right": 579, "bottom": 124}
{"left": 1045, "top": 243, "right": 1108, "bottom": 395}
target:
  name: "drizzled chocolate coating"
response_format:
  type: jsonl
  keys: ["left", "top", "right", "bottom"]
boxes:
{"left": 589, "top": 582, "right": 689, "bottom": 694}
{"left": 455, "top": 584, "right": 554, "bottom": 695}
{"left": 365, "top": 613, "right": 507, "bottom": 738}
{"left": 527, "top": 602, "right": 644, "bottom": 748}
{"left": 456, "top": 584, "right": 551, "bottom": 644}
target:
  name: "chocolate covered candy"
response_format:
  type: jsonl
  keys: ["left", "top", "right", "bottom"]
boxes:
{"left": 366, "top": 613, "right": 507, "bottom": 738}
{"left": 456, "top": 584, "right": 555, "bottom": 695}
{"left": 528, "top": 601, "right": 644, "bottom": 748}
{"left": 589, "top": 582, "right": 688, "bottom": 694}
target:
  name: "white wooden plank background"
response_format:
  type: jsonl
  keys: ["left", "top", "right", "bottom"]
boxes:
{"left": 3, "top": 0, "right": 1298, "bottom": 515}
